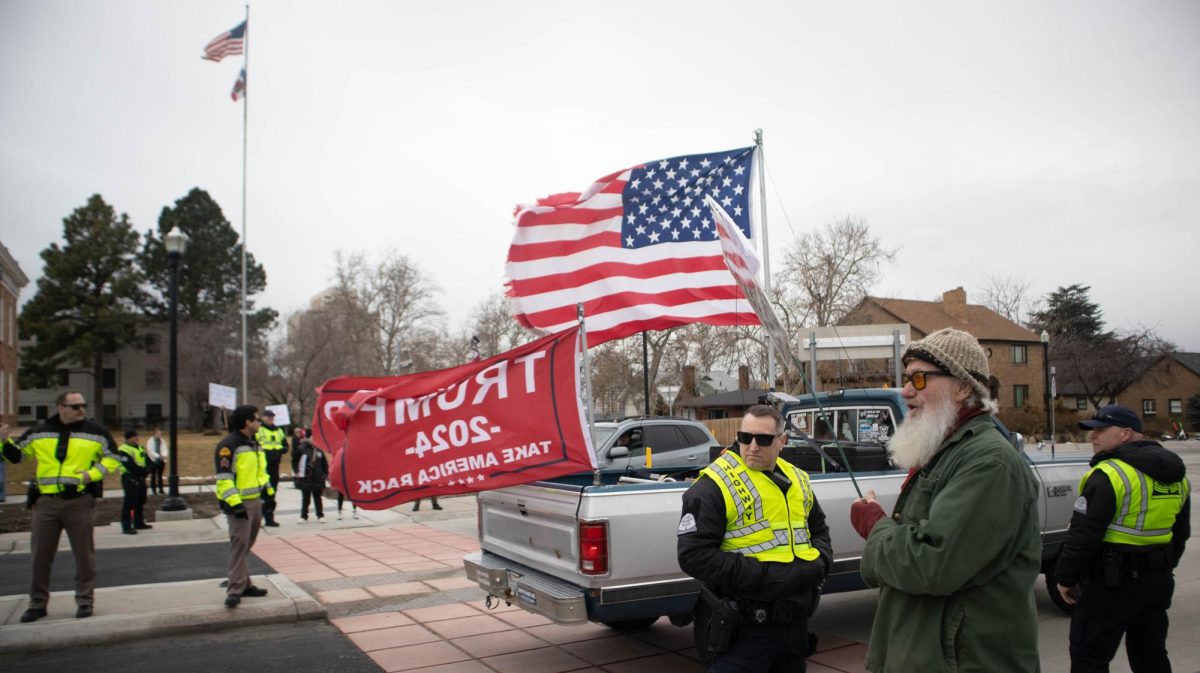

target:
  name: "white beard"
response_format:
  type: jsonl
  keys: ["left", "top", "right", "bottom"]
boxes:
{"left": 888, "top": 394, "right": 961, "bottom": 470}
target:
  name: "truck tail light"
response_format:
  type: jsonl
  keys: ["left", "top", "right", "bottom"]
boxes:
{"left": 579, "top": 521, "right": 609, "bottom": 575}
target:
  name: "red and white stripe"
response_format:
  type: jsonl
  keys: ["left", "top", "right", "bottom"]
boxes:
{"left": 506, "top": 169, "right": 760, "bottom": 347}
{"left": 203, "top": 31, "right": 244, "bottom": 62}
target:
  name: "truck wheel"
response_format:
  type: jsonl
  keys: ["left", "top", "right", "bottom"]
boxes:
{"left": 1045, "top": 572, "right": 1074, "bottom": 616}
{"left": 602, "top": 617, "right": 659, "bottom": 631}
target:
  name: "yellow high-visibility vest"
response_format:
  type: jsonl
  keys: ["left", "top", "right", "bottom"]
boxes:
{"left": 1080, "top": 458, "right": 1189, "bottom": 546}
{"left": 701, "top": 451, "right": 820, "bottom": 562}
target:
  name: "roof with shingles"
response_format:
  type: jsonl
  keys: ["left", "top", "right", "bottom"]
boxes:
{"left": 1173, "top": 352, "right": 1200, "bottom": 377}
{"left": 850, "top": 296, "right": 1040, "bottom": 342}
{"left": 678, "top": 388, "right": 770, "bottom": 408}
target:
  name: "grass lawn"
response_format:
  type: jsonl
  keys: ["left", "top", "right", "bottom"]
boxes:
{"left": 3, "top": 431, "right": 294, "bottom": 496}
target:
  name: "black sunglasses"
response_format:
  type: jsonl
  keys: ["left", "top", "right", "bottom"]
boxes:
{"left": 737, "top": 431, "right": 781, "bottom": 447}
{"left": 65, "top": 403, "right": 87, "bottom": 411}
{"left": 901, "top": 370, "right": 956, "bottom": 391}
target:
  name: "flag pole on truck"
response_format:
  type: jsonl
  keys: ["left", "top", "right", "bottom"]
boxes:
{"left": 578, "top": 303, "right": 601, "bottom": 487}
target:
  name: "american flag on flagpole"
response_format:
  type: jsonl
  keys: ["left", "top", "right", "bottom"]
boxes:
{"left": 231, "top": 67, "right": 246, "bottom": 101}
{"left": 202, "top": 20, "right": 246, "bottom": 62}
{"left": 506, "top": 147, "right": 761, "bottom": 347}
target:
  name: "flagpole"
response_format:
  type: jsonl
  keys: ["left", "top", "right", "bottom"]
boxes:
{"left": 579, "top": 304, "right": 600, "bottom": 487}
{"left": 641, "top": 331, "right": 650, "bottom": 415}
{"left": 240, "top": 2, "right": 250, "bottom": 403}
{"left": 754, "top": 129, "right": 775, "bottom": 391}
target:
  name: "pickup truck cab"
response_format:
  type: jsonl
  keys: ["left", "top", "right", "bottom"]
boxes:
{"left": 464, "top": 389, "right": 1086, "bottom": 632}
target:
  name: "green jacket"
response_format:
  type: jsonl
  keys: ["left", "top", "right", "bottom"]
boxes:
{"left": 861, "top": 414, "right": 1041, "bottom": 673}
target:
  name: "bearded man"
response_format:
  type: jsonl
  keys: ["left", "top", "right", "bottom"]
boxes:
{"left": 849, "top": 328, "right": 1041, "bottom": 672}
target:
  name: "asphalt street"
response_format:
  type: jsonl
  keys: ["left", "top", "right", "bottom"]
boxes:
{"left": 2, "top": 620, "right": 383, "bottom": 673}
{"left": 0, "top": 542, "right": 273, "bottom": 594}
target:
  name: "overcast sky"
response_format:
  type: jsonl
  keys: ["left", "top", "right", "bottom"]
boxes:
{"left": 2, "top": 1, "right": 1197, "bottom": 351}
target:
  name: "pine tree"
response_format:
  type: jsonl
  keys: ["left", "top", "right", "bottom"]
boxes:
{"left": 19, "top": 194, "right": 148, "bottom": 424}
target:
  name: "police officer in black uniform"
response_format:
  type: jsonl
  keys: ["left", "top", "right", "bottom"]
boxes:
{"left": 1055, "top": 405, "right": 1191, "bottom": 673}
{"left": 677, "top": 404, "right": 832, "bottom": 672}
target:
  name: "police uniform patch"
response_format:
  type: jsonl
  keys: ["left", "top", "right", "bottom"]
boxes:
{"left": 219, "top": 457, "right": 231, "bottom": 469}
{"left": 219, "top": 447, "right": 232, "bottom": 457}
{"left": 677, "top": 513, "right": 697, "bottom": 535}
{"left": 1073, "top": 495, "right": 1088, "bottom": 513}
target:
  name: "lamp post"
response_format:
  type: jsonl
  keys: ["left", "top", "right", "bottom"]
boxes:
{"left": 1040, "top": 330, "right": 1051, "bottom": 443}
{"left": 161, "top": 226, "right": 190, "bottom": 512}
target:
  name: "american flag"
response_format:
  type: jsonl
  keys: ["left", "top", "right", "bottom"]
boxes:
{"left": 202, "top": 20, "right": 246, "bottom": 62}
{"left": 506, "top": 147, "right": 761, "bottom": 346}
{"left": 231, "top": 67, "right": 246, "bottom": 102}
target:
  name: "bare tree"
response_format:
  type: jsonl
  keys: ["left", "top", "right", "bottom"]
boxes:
{"left": 329, "top": 249, "right": 443, "bottom": 375}
{"left": 777, "top": 216, "right": 896, "bottom": 327}
{"left": 263, "top": 307, "right": 344, "bottom": 425}
{"left": 1054, "top": 326, "right": 1175, "bottom": 408}
{"left": 468, "top": 293, "right": 536, "bottom": 358}
{"left": 976, "top": 275, "right": 1032, "bottom": 324}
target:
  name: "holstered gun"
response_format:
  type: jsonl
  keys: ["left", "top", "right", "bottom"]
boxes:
{"left": 698, "top": 585, "right": 739, "bottom": 655}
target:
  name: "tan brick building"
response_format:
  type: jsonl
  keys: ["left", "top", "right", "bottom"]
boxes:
{"left": 0, "top": 242, "right": 30, "bottom": 426}
{"left": 1114, "top": 353, "right": 1200, "bottom": 436}
{"left": 838, "top": 287, "right": 1046, "bottom": 414}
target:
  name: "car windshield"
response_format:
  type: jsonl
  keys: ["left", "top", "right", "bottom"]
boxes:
{"left": 592, "top": 426, "right": 618, "bottom": 449}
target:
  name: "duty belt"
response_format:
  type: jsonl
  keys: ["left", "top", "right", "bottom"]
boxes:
{"left": 739, "top": 599, "right": 797, "bottom": 624}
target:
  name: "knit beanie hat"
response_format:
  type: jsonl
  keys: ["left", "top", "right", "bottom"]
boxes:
{"left": 902, "top": 328, "right": 992, "bottom": 401}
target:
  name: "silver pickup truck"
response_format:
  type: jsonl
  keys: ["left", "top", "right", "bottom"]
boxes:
{"left": 464, "top": 390, "right": 1090, "bottom": 631}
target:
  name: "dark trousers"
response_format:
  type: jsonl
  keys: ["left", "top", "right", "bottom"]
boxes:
{"left": 121, "top": 475, "right": 147, "bottom": 530}
{"left": 29, "top": 494, "right": 96, "bottom": 609}
{"left": 1070, "top": 571, "right": 1174, "bottom": 673}
{"left": 300, "top": 489, "right": 324, "bottom": 519}
{"left": 149, "top": 462, "right": 165, "bottom": 494}
{"left": 710, "top": 614, "right": 809, "bottom": 672}
{"left": 337, "top": 492, "right": 357, "bottom": 514}
{"left": 263, "top": 452, "right": 283, "bottom": 521}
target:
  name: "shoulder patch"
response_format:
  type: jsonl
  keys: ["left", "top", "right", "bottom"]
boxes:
{"left": 219, "top": 447, "right": 232, "bottom": 457}
{"left": 1073, "top": 496, "right": 1088, "bottom": 513}
{"left": 677, "top": 512, "right": 698, "bottom": 535}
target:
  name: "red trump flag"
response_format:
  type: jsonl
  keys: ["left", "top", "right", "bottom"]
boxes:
{"left": 326, "top": 327, "right": 596, "bottom": 509}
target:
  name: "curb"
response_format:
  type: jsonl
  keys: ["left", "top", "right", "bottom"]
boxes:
{"left": 0, "top": 573, "right": 325, "bottom": 653}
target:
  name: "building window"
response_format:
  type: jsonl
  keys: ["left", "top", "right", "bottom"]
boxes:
{"left": 145, "top": 333, "right": 162, "bottom": 354}
{"left": 146, "top": 404, "right": 163, "bottom": 422}
{"left": 708, "top": 409, "right": 726, "bottom": 420}
{"left": 1012, "top": 345, "right": 1028, "bottom": 364}
{"left": 57, "top": 368, "right": 70, "bottom": 386}
{"left": 1143, "top": 399, "right": 1157, "bottom": 416}
{"left": 19, "top": 405, "right": 31, "bottom": 415}
{"left": 1014, "top": 385, "right": 1029, "bottom": 408}
{"left": 145, "top": 370, "right": 163, "bottom": 390}
{"left": 1076, "top": 397, "right": 1088, "bottom": 411}
{"left": 36, "top": 405, "right": 48, "bottom": 420}
{"left": 103, "top": 404, "right": 117, "bottom": 422}
{"left": 103, "top": 368, "right": 117, "bottom": 389}
{"left": 1169, "top": 399, "right": 1182, "bottom": 415}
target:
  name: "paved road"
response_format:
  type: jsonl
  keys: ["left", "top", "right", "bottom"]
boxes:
{"left": 0, "top": 542, "right": 272, "bottom": 594}
{"left": 2, "top": 620, "right": 382, "bottom": 673}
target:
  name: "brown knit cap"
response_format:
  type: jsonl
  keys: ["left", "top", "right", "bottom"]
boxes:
{"left": 902, "top": 328, "right": 991, "bottom": 400}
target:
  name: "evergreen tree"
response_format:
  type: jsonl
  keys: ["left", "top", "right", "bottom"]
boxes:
{"left": 19, "top": 194, "right": 147, "bottom": 424}
{"left": 1027, "top": 284, "right": 1112, "bottom": 343}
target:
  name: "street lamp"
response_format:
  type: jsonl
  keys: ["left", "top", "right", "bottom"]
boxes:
{"left": 1041, "top": 330, "right": 1051, "bottom": 442}
{"left": 161, "top": 226, "right": 190, "bottom": 512}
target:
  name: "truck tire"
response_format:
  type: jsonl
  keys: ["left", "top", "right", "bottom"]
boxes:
{"left": 602, "top": 617, "right": 659, "bottom": 631}
{"left": 1045, "top": 572, "right": 1075, "bottom": 616}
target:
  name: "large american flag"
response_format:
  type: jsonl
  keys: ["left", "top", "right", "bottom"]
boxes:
{"left": 202, "top": 20, "right": 246, "bottom": 62}
{"left": 506, "top": 147, "right": 761, "bottom": 346}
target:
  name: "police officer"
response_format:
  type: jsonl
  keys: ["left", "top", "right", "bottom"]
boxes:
{"left": 255, "top": 409, "right": 286, "bottom": 527}
{"left": 117, "top": 429, "right": 152, "bottom": 534}
{"left": 0, "top": 391, "right": 123, "bottom": 622}
{"left": 216, "top": 405, "right": 274, "bottom": 607}
{"left": 1055, "top": 404, "right": 1191, "bottom": 673}
{"left": 677, "top": 404, "right": 832, "bottom": 672}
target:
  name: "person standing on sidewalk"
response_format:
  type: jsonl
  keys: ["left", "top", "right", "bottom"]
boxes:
{"left": 255, "top": 409, "right": 286, "bottom": 527}
{"left": 216, "top": 405, "right": 274, "bottom": 608}
{"left": 117, "top": 429, "right": 152, "bottom": 534}
{"left": 291, "top": 428, "right": 328, "bottom": 523}
{"left": 144, "top": 427, "right": 167, "bottom": 495}
{"left": 1055, "top": 405, "right": 1191, "bottom": 673}
{"left": 0, "top": 391, "right": 123, "bottom": 623}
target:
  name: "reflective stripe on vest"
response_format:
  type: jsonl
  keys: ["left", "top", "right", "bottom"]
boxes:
{"left": 18, "top": 430, "right": 120, "bottom": 494}
{"left": 700, "top": 451, "right": 819, "bottom": 562}
{"left": 1079, "top": 458, "right": 1189, "bottom": 546}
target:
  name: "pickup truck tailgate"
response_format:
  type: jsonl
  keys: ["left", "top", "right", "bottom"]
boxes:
{"left": 477, "top": 481, "right": 584, "bottom": 581}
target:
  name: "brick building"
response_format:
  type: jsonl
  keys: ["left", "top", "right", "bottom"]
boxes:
{"left": 0, "top": 243, "right": 29, "bottom": 426}
{"left": 1114, "top": 353, "right": 1200, "bottom": 435}
{"left": 838, "top": 287, "right": 1046, "bottom": 413}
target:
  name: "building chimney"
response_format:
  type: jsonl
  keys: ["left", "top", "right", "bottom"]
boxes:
{"left": 683, "top": 365, "right": 697, "bottom": 397}
{"left": 943, "top": 287, "right": 967, "bottom": 321}
{"left": 738, "top": 365, "right": 750, "bottom": 391}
